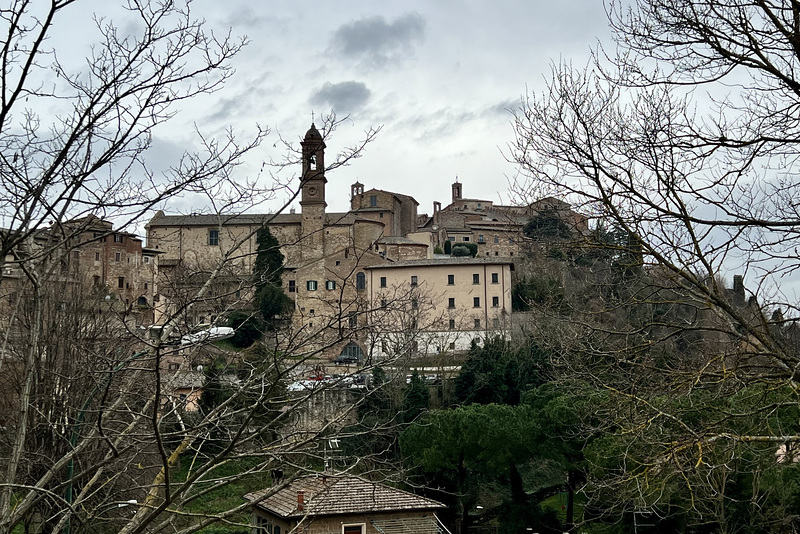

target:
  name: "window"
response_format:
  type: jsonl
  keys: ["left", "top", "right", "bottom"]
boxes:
{"left": 492, "top": 272, "right": 499, "bottom": 284}
{"left": 208, "top": 229, "right": 219, "bottom": 246}
{"left": 288, "top": 280, "right": 296, "bottom": 292}
{"left": 449, "top": 318, "right": 455, "bottom": 329}
{"left": 478, "top": 234, "right": 485, "bottom": 243}
{"left": 349, "top": 312, "right": 357, "bottom": 328}
{"left": 379, "top": 212, "right": 384, "bottom": 218}
{"left": 309, "top": 309, "right": 315, "bottom": 315}
{"left": 463, "top": 236, "right": 470, "bottom": 242}
{"left": 144, "top": 283, "right": 149, "bottom": 290}
{"left": 326, "top": 280, "right": 336, "bottom": 290}
{"left": 369, "top": 195, "right": 377, "bottom": 207}
{"left": 473, "top": 297, "right": 480, "bottom": 307}
{"left": 335, "top": 260, "right": 341, "bottom": 266}
{"left": 118, "top": 277, "right": 124, "bottom": 289}
{"left": 306, "top": 280, "right": 318, "bottom": 291}
{"left": 113, "top": 234, "right": 124, "bottom": 243}
{"left": 492, "top": 296, "right": 499, "bottom": 307}
{"left": 493, "top": 317, "right": 500, "bottom": 328}
{"left": 449, "top": 342, "right": 456, "bottom": 350}
{"left": 494, "top": 235, "right": 499, "bottom": 244}
{"left": 94, "top": 252, "right": 100, "bottom": 261}
{"left": 380, "top": 276, "right": 387, "bottom": 288}
{"left": 143, "top": 256, "right": 150, "bottom": 264}
{"left": 448, "top": 298, "right": 455, "bottom": 309}
{"left": 168, "top": 362, "right": 179, "bottom": 371}
{"left": 115, "top": 252, "right": 121, "bottom": 262}
{"left": 473, "top": 273, "right": 480, "bottom": 284}
{"left": 410, "top": 276, "right": 418, "bottom": 286}
{"left": 448, "top": 236, "right": 455, "bottom": 242}
{"left": 411, "top": 298, "right": 418, "bottom": 309}
{"left": 343, "top": 525, "right": 364, "bottom": 534}
{"left": 356, "top": 272, "right": 366, "bottom": 290}
{"left": 474, "top": 318, "right": 481, "bottom": 328}
{"left": 381, "top": 298, "right": 387, "bottom": 308}
{"left": 447, "top": 274, "right": 454, "bottom": 285}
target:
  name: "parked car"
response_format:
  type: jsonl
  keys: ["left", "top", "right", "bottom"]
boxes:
{"left": 333, "top": 353, "right": 359, "bottom": 365}
{"left": 180, "top": 326, "right": 235, "bottom": 345}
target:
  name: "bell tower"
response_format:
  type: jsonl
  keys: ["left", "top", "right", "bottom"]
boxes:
{"left": 300, "top": 123, "right": 327, "bottom": 260}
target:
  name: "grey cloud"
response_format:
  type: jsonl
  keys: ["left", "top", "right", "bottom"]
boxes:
{"left": 330, "top": 13, "right": 425, "bottom": 66}
{"left": 310, "top": 81, "right": 371, "bottom": 114}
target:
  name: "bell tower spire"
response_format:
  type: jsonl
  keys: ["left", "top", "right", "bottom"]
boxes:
{"left": 299, "top": 123, "right": 327, "bottom": 260}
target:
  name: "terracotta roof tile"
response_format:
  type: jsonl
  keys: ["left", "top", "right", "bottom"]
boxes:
{"left": 245, "top": 475, "right": 445, "bottom": 518}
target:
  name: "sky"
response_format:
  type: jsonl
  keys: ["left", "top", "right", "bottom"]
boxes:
{"left": 53, "top": 0, "right": 614, "bottom": 227}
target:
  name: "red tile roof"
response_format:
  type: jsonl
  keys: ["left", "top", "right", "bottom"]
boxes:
{"left": 245, "top": 474, "right": 445, "bottom": 518}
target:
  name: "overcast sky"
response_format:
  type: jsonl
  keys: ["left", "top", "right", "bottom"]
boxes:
{"left": 59, "top": 1, "right": 614, "bottom": 223}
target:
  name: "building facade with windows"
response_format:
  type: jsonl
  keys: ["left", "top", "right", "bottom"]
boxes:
{"left": 363, "top": 257, "right": 514, "bottom": 358}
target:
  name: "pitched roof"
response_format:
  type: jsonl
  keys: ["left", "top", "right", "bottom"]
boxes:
{"left": 146, "top": 211, "right": 365, "bottom": 228}
{"left": 245, "top": 474, "right": 445, "bottom": 518}
{"left": 364, "top": 257, "right": 514, "bottom": 269}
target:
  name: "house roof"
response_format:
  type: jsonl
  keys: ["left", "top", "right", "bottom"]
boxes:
{"left": 364, "top": 257, "right": 514, "bottom": 269}
{"left": 146, "top": 211, "right": 367, "bottom": 228}
{"left": 245, "top": 474, "right": 445, "bottom": 518}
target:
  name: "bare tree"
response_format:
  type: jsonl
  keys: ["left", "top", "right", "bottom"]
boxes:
{"left": 0, "top": 2, "right": 396, "bottom": 534}
{"left": 511, "top": 0, "right": 800, "bottom": 529}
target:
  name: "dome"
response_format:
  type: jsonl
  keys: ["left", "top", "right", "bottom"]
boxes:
{"left": 304, "top": 123, "right": 322, "bottom": 140}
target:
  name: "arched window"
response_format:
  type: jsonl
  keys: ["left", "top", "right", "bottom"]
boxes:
{"left": 356, "top": 272, "right": 366, "bottom": 290}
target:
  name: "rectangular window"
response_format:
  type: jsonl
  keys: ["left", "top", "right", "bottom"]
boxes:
{"left": 369, "top": 195, "right": 377, "bottom": 207}
{"left": 344, "top": 524, "right": 365, "bottom": 534}
{"left": 448, "top": 236, "right": 455, "bottom": 242}
{"left": 168, "top": 362, "right": 180, "bottom": 371}
{"left": 356, "top": 272, "right": 366, "bottom": 290}
{"left": 118, "top": 277, "right": 124, "bottom": 289}
{"left": 492, "top": 272, "right": 499, "bottom": 284}
{"left": 493, "top": 317, "right": 500, "bottom": 328}
{"left": 448, "top": 298, "right": 455, "bottom": 309}
{"left": 473, "top": 297, "right": 480, "bottom": 308}
{"left": 208, "top": 229, "right": 219, "bottom": 246}
{"left": 326, "top": 280, "right": 336, "bottom": 290}
{"left": 379, "top": 212, "right": 384, "bottom": 218}
{"left": 478, "top": 234, "right": 485, "bottom": 243}
{"left": 447, "top": 274, "right": 454, "bottom": 285}
{"left": 380, "top": 276, "right": 387, "bottom": 288}
{"left": 410, "top": 276, "right": 418, "bottom": 286}
{"left": 115, "top": 252, "right": 121, "bottom": 262}
{"left": 494, "top": 235, "right": 499, "bottom": 244}
{"left": 306, "top": 280, "right": 317, "bottom": 291}
{"left": 144, "top": 282, "right": 149, "bottom": 290}
{"left": 463, "top": 236, "right": 470, "bottom": 242}
{"left": 474, "top": 318, "right": 481, "bottom": 328}
{"left": 113, "top": 234, "right": 123, "bottom": 243}
{"left": 449, "top": 318, "right": 455, "bottom": 329}
{"left": 473, "top": 273, "right": 480, "bottom": 284}
{"left": 492, "top": 296, "right": 499, "bottom": 307}
{"left": 288, "top": 280, "right": 296, "bottom": 292}
{"left": 449, "top": 342, "right": 456, "bottom": 350}
{"left": 143, "top": 256, "right": 150, "bottom": 264}
{"left": 95, "top": 252, "right": 100, "bottom": 261}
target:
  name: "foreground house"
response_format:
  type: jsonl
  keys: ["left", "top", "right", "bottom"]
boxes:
{"left": 245, "top": 473, "right": 448, "bottom": 534}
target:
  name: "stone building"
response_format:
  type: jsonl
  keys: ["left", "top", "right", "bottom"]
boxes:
{"left": 363, "top": 257, "right": 514, "bottom": 358}
{"left": 246, "top": 473, "right": 446, "bottom": 534}
{"left": 146, "top": 124, "right": 424, "bottom": 357}
{"left": 417, "top": 180, "right": 589, "bottom": 258}
{"left": 145, "top": 126, "right": 584, "bottom": 360}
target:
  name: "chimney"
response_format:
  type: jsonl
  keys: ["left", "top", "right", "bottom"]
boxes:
{"left": 297, "top": 490, "right": 304, "bottom": 512}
